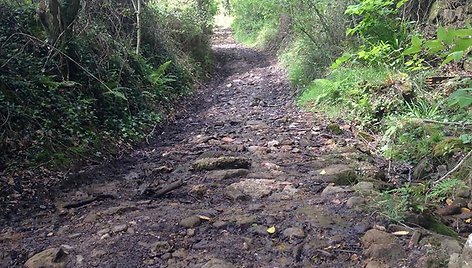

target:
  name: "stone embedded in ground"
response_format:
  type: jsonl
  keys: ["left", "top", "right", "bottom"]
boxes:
{"left": 361, "top": 229, "right": 406, "bottom": 264}
{"left": 206, "top": 169, "right": 249, "bottom": 179}
{"left": 352, "top": 181, "right": 375, "bottom": 194}
{"left": 246, "top": 120, "right": 269, "bottom": 130}
{"left": 247, "top": 146, "right": 270, "bottom": 155}
{"left": 365, "top": 242, "right": 406, "bottom": 264}
{"left": 226, "top": 179, "right": 294, "bottom": 199}
{"left": 441, "top": 238, "right": 462, "bottom": 255}
{"left": 451, "top": 233, "right": 472, "bottom": 268}
{"left": 282, "top": 227, "right": 306, "bottom": 239}
{"left": 193, "top": 157, "right": 251, "bottom": 171}
{"left": 24, "top": 247, "right": 68, "bottom": 268}
{"left": 321, "top": 185, "right": 351, "bottom": 197}
{"left": 150, "top": 241, "right": 173, "bottom": 256}
{"left": 361, "top": 229, "right": 396, "bottom": 247}
{"left": 180, "top": 216, "right": 202, "bottom": 228}
{"left": 316, "top": 164, "right": 357, "bottom": 185}
{"left": 346, "top": 196, "right": 365, "bottom": 208}
{"left": 201, "top": 258, "right": 236, "bottom": 268}
{"left": 111, "top": 224, "right": 128, "bottom": 233}
{"left": 225, "top": 186, "right": 250, "bottom": 201}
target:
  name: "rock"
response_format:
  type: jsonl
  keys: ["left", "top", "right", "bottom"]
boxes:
{"left": 206, "top": 169, "right": 249, "bottom": 179}
{"left": 111, "top": 224, "right": 128, "bottom": 233}
{"left": 316, "top": 164, "right": 357, "bottom": 185}
{"left": 233, "top": 215, "right": 257, "bottom": 227}
{"left": 365, "top": 242, "right": 406, "bottom": 263}
{"left": 246, "top": 120, "right": 269, "bottom": 130}
{"left": 365, "top": 260, "right": 389, "bottom": 268}
{"left": 362, "top": 229, "right": 405, "bottom": 264}
{"left": 346, "top": 196, "right": 365, "bottom": 208}
{"left": 102, "top": 204, "right": 138, "bottom": 216}
{"left": 201, "top": 258, "right": 236, "bottom": 268}
{"left": 227, "top": 179, "right": 294, "bottom": 199}
{"left": 249, "top": 225, "right": 268, "bottom": 236}
{"left": 225, "top": 187, "right": 249, "bottom": 201}
{"left": 268, "top": 185, "right": 298, "bottom": 200}
{"left": 186, "top": 228, "right": 196, "bottom": 237}
{"left": 413, "top": 158, "right": 433, "bottom": 180}
{"left": 247, "top": 146, "right": 270, "bottom": 155}
{"left": 151, "top": 241, "right": 173, "bottom": 256}
{"left": 24, "top": 248, "right": 68, "bottom": 268}
{"left": 91, "top": 249, "right": 106, "bottom": 258}
{"left": 448, "top": 253, "right": 462, "bottom": 268}
{"left": 267, "top": 140, "right": 279, "bottom": 147}
{"left": 361, "top": 229, "right": 396, "bottom": 247}
{"left": 172, "top": 249, "right": 188, "bottom": 259}
{"left": 193, "top": 157, "right": 251, "bottom": 171}
{"left": 352, "top": 181, "right": 374, "bottom": 194}
{"left": 441, "top": 238, "right": 462, "bottom": 255}
{"left": 321, "top": 185, "right": 351, "bottom": 197}
{"left": 461, "top": 233, "right": 472, "bottom": 267}
{"left": 180, "top": 216, "right": 202, "bottom": 228}
{"left": 282, "top": 227, "right": 306, "bottom": 239}
{"left": 97, "top": 228, "right": 110, "bottom": 236}
{"left": 213, "top": 220, "right": 228, "bottom": 228}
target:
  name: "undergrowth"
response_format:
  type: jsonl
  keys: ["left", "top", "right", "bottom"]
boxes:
{"left": 0, "top": 0, "right": 217, "bottom": 170}
{"left": 231, "top": 0, "right": 472, "bottom": 230}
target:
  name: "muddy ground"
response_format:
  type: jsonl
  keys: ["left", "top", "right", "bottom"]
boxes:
{"left": 0, "top": 28, "right": 464, "bottom": 268}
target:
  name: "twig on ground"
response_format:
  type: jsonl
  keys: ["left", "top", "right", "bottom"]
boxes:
{"left": 433, "top": 150, "right": 472, "bottom": 185}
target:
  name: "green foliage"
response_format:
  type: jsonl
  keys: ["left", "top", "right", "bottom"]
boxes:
{"left": 345, "top": 0, "right": 408, "bottom": 45}
{"left": 231, "top": 0, "right": 279, "bottom": 43}
{"left": 0, "top": 0, "right": 216, "bottom": 169}
{"left": 404, "top": 27, "right": 472, "bottom": 66}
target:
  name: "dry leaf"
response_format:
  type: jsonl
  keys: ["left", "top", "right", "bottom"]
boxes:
{"left": 197, "top": 215, "right": 211, "bottom": 221}
{"left": 461, "top": 208, "right": 471, "bottom": 213}
{"left": 465, "top": 218, "right": 472, "bottom": 224}
{"left": 267, "top": 226, "right": 276, "bottom": 234}
{"left": 392, "top": 231, "right": 410, "bottom": 236}
{"left": 320, "top": 169, "right": 327, "bottom": 175}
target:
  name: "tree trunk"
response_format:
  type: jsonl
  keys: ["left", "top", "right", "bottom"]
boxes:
{"left": 133, "top": 0, "right": 142, "bottom": 55}
{"left": 37, "top": 0, "right": 80, "bottom": 79}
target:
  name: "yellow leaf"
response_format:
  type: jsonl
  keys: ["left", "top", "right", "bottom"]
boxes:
{"left": 465, "top": 218, "right": 472, "bottom": 224}
{"left": 320, "top": 169, "right": 327, "bottom": 175}
{"left": 461, "top": 208, "right": 471, "bottom": 213}
{"left": 267, "top": 226, "right": 276, "bottom": 234}
{"left": 197, "top": 215, "right": 211, "bottom": 221}
{"left": 446, "top": 198, "right": 454, "bottom": 206}
{"left": 392, "top": 231, "right": 410, "bottom": 236}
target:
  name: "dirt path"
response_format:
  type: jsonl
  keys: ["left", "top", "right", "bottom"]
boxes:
{"left": 1, "top": 29, "right": 424, "bottom": 268}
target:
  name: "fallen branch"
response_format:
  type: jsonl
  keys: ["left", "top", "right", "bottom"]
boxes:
{"left": 63, "top": 194, "right": 115, "bottom": 209}
{"left": 142, "top": 179, "right": 185, "bottom": 197}
{"left": 433, "top": 150, "right": 472, "bottom": 185}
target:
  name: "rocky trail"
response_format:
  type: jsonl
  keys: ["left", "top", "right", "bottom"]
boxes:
{"left": 1, "top": 28, "right": 465, "bottom": 268}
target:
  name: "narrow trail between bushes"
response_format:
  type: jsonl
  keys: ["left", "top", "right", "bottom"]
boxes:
{"left": 2, "top": 28, "right": 422, "bottom": 268}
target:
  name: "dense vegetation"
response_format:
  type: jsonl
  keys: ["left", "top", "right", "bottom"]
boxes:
{"left": 231, "top": 0, "right": 472, "bottom": 228}
{"left": 0, "top": 0, "right": 217, "bottom": 169}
